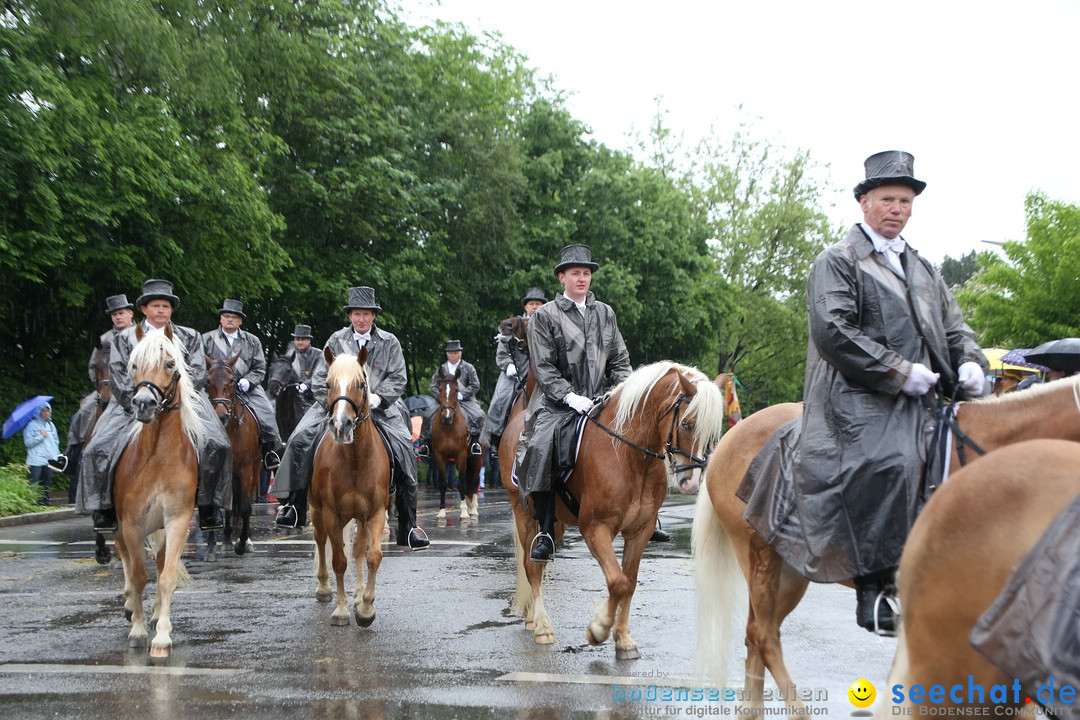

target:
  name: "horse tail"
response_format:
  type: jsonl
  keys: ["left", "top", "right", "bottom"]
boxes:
{"left": 691, "top": 479, "right": 745, "bottom": 689}
{"left": 146, "top": 530, "right": 191, "bottom": 585}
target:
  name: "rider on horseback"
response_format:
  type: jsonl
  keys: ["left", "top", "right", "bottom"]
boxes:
{"left": 283, "top": 324, "right": 322, "bottom": 409}
{"left": 76, "top": 279, "right": 232, "bottom": 533}
{"left": 201, "top": 299, "right": 286, "bottom": 471}
{"left": 271, "top": 286, "right": 429, "bottom": 550}
{"left": 64, "top": 293, "right": 135, "bottom": 489}
{"left": 478, "top": 287, "right": 546, "bottom": 451}
{"left": 418, "top": 340, "right": 486, "bottom": 459}
{"left": 794, "top": 151, "right": 988, "bottom": 634}
{"left": 514, "top": 245, "right": 633, "bottom": 562}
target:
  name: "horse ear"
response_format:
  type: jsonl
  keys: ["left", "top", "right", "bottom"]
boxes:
{"left": 454, "top": 367, "right": 461, "bottom": 379}
{"left": 135, "top": 324, "right": 144, "bottom": 342}
{"left": 357, "top": 345, "right": 369, "bottom": 367}
{"left": 677, "top": 369, "right": 697, "bottom": 397}
{"left": 286, "top": 350, "right": 295, "bottom": 362}
{"left": 204, "top": 353, "right": 215, "bottom": 367}
{"left": 94, "top": 333, "right": 103, "bottom": 350}
{"left": 164, "top": 324, "right": 174, "bottom": 341}
{"left": 324, "top": 346, "right": 336, "bottom": 366}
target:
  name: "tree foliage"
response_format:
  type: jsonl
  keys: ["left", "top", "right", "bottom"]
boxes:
{"left": 957, "top": 193, "right": 1080, "bottom": 347}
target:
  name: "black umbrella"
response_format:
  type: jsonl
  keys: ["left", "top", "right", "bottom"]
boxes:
{"left": 1024, "top": 338, "right": 1080, "bottom": 372}
{"left": 403, "top": 394, "right": 437, "bottom": 416}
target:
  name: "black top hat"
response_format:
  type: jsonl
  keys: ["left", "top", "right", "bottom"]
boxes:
{"left": 292, "top": 324, "right": 313, "bottom": 339}
{"left": 521, "top": 287, "right": 548, "bottom": 306}
{"left": 853, "top": 150, "right": 927, "bottom": 200}
{"left": 104, "top": 294, "right": 134, "bottom": 315}
{"left": 217, "top": 298, "right": 246, "bottom": 318}
{"left": 444, "top": 339, "right": 463, "bottom": 352}
{"left": 343, "top": 286, "right": 381, "bottom": 313}
{"left": 554, "top": 244, "right": 599, "bottom": 275}
{"left": 135, "top": 279, "right": 180, "bottom": 309}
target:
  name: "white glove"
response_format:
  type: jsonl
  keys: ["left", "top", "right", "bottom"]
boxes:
{"left": 298, "top": 383, "right": 309, "bottom": 393}
{"left": 565, "top": 392, "right": 594, "bottom": 414}
{"left": 957, "top": 361, "right": 986, "bottom": 397}
{"left": 457, "top": 391, "right": 463, "bottom": 400}
{"left": 506, "top": 364, "right": 517, "bottom": 378}
{"left": 369, "top": 393, "right": 382, "bottom": 409}
{"left": 238, "top": 378, "right": 251, "bottom": 392}
{"left": 901, "top": 363, "right": 939, "bottom": 396}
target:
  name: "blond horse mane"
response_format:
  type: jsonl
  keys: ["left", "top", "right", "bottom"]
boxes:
{"left": 972, "top": 373, "right": 1080, "bottom": 411}
{"left": 127, "top": 333, "right": 204, "bottom": 451}
{"left": 326, "top": 352, "right": 368, "bottom": 399}
{"left": 611, "top": 361, "right": 726, "bottom": 459}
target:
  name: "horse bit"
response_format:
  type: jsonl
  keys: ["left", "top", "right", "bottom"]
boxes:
{"left": 134, "top": 371, "right": 181, "bottom": 414}
{"left": 588, "top": 392, "right": 710, "bottom": 474}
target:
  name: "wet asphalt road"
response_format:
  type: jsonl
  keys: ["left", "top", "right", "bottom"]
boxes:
{"left": 0, "top": 484, "right": 896, "bottom": 719}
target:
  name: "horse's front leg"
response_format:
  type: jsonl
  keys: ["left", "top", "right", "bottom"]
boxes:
{"left": 150, "top": 515, "right": 191, "bottom": 658}
{"left": 312, "top": 512, "right": 332, "bottom": 602}
{"left": 355, "top": 517, "right": 383, "bottom": 627}
{"left": 581, "top": 522, "right": 639, "bottom": 659}
{"left": 328, "top": 519, "right": 351, "bottom": 626}
{"left": 116, "top": 524, "right": 149, "bottom": 648}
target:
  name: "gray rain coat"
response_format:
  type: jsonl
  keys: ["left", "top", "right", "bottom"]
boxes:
{"left": 482, "top": 320, "right": 531, "bottom": 445}
{"left": 514, "top": 292, "right": 631, "bottom": 496}
{"left": 201, "top": 328, "right": 282, "bottom": 446}
{"left": 789, "top": 225, "right": 986, "bottom": 581}
{"left": 66, "top": 328, "right": 119, "bottom": 451}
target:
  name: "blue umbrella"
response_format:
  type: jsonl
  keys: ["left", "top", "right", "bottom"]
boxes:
{"left": 3, "top": 395, "right": 53, "bottom": 440}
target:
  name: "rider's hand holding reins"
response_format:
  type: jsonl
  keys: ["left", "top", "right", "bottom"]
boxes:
{"left": 238, "top": 378, "right": 251, "bottom": 392}
{"left": 369, "top": 393, "right": 382, "bottom": 409}
{"left": 506, "top": 364, "right": 517, "bottom": 377}
{"left": 957, "top": 361, "right": 987, "bottom": 397}
{"left": 901, "top": 363, "right": 939, "bottom": 396}
{"left": 565, "top": 392, "right": 594, "bottom": 414}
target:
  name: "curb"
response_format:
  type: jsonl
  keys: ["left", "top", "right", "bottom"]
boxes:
{"left": 0, "top": 506, "right": 77, "bottom": 528}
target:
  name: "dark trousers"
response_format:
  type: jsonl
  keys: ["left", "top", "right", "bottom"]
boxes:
{"left": 29, "top": 465, "right": 53, "bottom": 506}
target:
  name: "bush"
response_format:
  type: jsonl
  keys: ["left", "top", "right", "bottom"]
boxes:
{"left": 0, "top": 463, "right": 46, "bottom": 517}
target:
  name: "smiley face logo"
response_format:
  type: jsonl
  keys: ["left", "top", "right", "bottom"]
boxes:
{"left": 848, "top": 679, "right": 876, "bottom": 708}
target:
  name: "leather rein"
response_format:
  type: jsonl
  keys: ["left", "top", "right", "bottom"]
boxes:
{"left": 134, "top": 371, "right": 181, "bottom": 414}
{"left": 327, "top": 381, "right": 371, "bottom": 429}
{"left": 587, "top": 392, "right": 709, "bottom": 473}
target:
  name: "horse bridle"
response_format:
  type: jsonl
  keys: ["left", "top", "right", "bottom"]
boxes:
{"left": 207, "top": 363, "right": 246, "bottom": 424}
{"left": 327, "top": 381, "right": 371, "bottom": 429}
{"left": 134, "top": 371, "right": 181, "bottom": 414}
{"left": 95, "top": 378, "right": 111, "bottom": 408}
{"left": 587, "top": 392, "right": 710, "bottom": 474}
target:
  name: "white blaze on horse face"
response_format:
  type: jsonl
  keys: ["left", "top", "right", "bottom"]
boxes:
{"left": 331, "top": 375, "right": 355, "bottom": 443}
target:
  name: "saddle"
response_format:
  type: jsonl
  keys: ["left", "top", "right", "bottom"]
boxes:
{"left": 311, "top": 422, "right": 399, "bottom": 496}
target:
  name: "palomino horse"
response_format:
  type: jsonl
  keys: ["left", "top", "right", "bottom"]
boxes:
{"left": 112, "top": 326, "right": 204, "bottom": 657}
{"left": 880, "top": 438, "right": 1080, "bottom": 716}
{"left": 693, "top": 376, "right": 1080, "bottom": 712}
{"left": 431, "top": 367, "right": 482, "bottom": 521}
{"left": 268, "top": 351, "right": 308, "bottom": 443}
{"left": 501, "top": 361, "right": 726, "bottom": 658}
{"left": 205, "top": 348, "right": 260, "bottom": 557}
{"left": 310, "top": 346, "right": 391, "bottom": 627}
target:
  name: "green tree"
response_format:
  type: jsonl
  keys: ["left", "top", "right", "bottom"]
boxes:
{"left": 939, "top": 251, "right": 978, "bottom": 289}
{"left": 957, "top": 193, "right": 1080, "bottom": 347}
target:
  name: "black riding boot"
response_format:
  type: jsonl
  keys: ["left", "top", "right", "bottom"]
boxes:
{"left": 855, "top": 569, "right": 897, "bottom": 635}
{"left": 275, "top": 489, "right": 307, "bottom": 528}
{"left": 529, "top": 490, "right": 556, "bottom": 563}
{"left": 92, "top": 507, "right": 117, "bottom": 532}
{"left": 198, "top": 504, "right": 224, "bottom": 531}
{"left": 395, "top": 479, "right": 428, "bottom": 550}
{"left": 650, "top": 517, "right": 671, "bottom": 542}
{"left": 263, "top": 440, "right": 285, "bottom": 471}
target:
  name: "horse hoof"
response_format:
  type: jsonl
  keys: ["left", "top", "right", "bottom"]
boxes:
{"left": 330, "top": 614, "right": 350, "bottom": 627}
{"left": 234, "top": 541, "right": 246, "bottom": 556}
{"left": 524, "top": 620, "right": 536, "bottom": 631}
{"left": 149, "top": 643, "right": 171, "bottom": 659}
{"left": 616, "top": 646, "right": 641, "bottom": 661}
{"left": 355, "top": 610, "right": 376, "bottom": 628}
{"left": 534, "top": 632, "right": 556, "bottom": 645}
{"left": 436, "top": 508, "right": 446, "bottom": 520}
{"left": 587, "top": 624, "right": 610, "bottom": 646}
{"left": 128, "top": 635, "right": 147, "bottom": 648}
{"left": 469, "top": 512, "right": 479, "bottom": 521}
{"left": 315, "top": 589, "right": 333, "bottom": 603}
{"left": 95, "top": 548, "right": 111, "bottom": 565}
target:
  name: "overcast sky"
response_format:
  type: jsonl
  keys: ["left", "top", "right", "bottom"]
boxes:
{"left": 398, "top": 0, "right": 1080, "bottom": 263}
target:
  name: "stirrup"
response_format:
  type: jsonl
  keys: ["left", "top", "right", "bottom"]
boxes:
{"left": 47, "top": 454, "right": 69, "bottom": 473}
{"left": 275, "top": 503, "right": 298, "bottom": 528}
{"left": 529, "top": 532, "right": 555, "bottom": 563}
{"left": 470, "top": 442, "right": 483, "bottom": 456}
{"left": 263, "top": 450, "right": 281, "bottom": 470}
{"left": 873, "top": 592, "right": 900, "bottom": 637}
{"left": 408, "top": 526, "right": 430, "bottom": 551}
{"left": 417, "top": 444, "right": 430, "bottom": 459}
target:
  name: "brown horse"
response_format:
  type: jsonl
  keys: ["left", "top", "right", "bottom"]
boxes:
{"left": 310, "top": 346, "right": 391, "bottom": 627}
{"left": 431, "top": 367, "right": 482, "bottom": 521}
{"left": 693, "top": 376, "right": 1080, "bottom": 712}
{"left": 880, "top": 438, "right": 1080, "bottom": 716}
{"left": 112, "top": 327, "right": 204, "bottom": 657}
{"left": 205, "top": 347, "right": 260, "bottom": 557}
{"left": 501, "top": 361, "right": 726, "bottom": 658}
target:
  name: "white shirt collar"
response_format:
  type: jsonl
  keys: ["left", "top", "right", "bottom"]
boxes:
{"left": 861, "top": 222, "right": 907, "bottom": 254}
{"left": 143, "top": 322, "right": 165, "bottom": 334}
{"left": 446, "top": 360, "right": 460, "bottom": 373}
